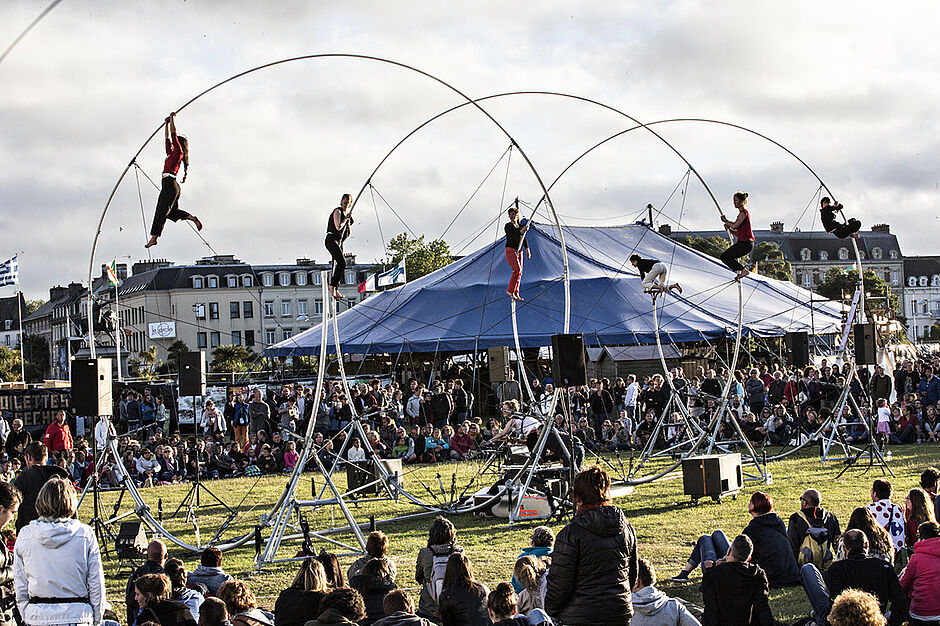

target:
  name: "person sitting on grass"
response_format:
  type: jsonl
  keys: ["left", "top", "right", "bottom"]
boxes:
{"left": 631, "top": 558, "right": 700, "bottom": 626}
{"left": 899, "top": 521, "right": 940, "bottom": 626}
{"left": 188, "top": 547, "right": 233, "bottom": 597}
{"left": 700, "top": 534, "right": 773, "bottom": 626}
{"left": 348, "top": 531, "right": 398, "bottom": 582}
{"left": 199, "top": 597, "right": 231, "bottom": 626}
{"left": 827, "top": 589, "right": 887, "bottom": 626}
{"left": 306, "top": 588, "right": 367, "bottom": 626}
{"left": 438, "top": 552, "right": 490, "bottom": 626}
{"left": 274, "top": 556, "right": 330, "bottom": 626}
{"left": 372, "top": 590, "right": 435, "bottom": 626}
{"left": 218, "top": 579, "right": 274, "bottom": 626}
{"left": 787, "top": 488, "right": 840, "bottom": 568}
{"left": 511, "top": 526, "right": 554, "bottom": 593}
{"left": 351, "top": 558, "right": 398, "bottom": 626}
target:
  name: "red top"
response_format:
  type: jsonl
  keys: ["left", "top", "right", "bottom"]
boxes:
{"left": 163, "top": 133, "right": 183, "bottom": 175}
{"left": 43, "top": 421, "right": 73, "bottom": 452}
{"left": 736, "top": 208, "right": 754, "bottom": 242}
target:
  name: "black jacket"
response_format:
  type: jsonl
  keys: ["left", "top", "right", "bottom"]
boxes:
{"left": 274, "top": 588, "right": 327, "bottom": 626}
{"left": 0, "top": 541, "right": 15, "bottom": 626}
{"left": 742, "top": 513, "right": 800, "bottom": 588}
{"left": 701, "top": 561, "right": 773, "bottom": 626}
{"left": 350, "top": 575, "right": 397, "bottom": 626}
{"left": 126, "top": 560, "right": 165, "bottom": 624}
{"left": 825, "top": 549, "right": 908, "bottom": 626}
{"left": 437, "top": 583, "right": 490, "bottom": 626}
{"left": 137, "top": 598, "right": 198, "bottom": 626}
{"left": 372, "top": 612, "right": 436, "bottom": 626}
{"left": 545, "top": 505, "right": 637, "bottom": 625}
{"left": 786, "top": 506, "right": 840, "bottom": 559}
{"left": 12, "top": 464, "right": 70, "bottom": 531}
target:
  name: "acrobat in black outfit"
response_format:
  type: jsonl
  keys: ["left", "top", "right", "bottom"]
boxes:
{"left": 325, "top": 193, "right": 354, "bottom": 300}
{"left": 820, "top": 197, "right": 860, "bottom": 239}
{"left": 146, "top": 113, "right": 202, "bottom": 248}
{"left": 629, "top": 255, "right": 681, "bottom": 295}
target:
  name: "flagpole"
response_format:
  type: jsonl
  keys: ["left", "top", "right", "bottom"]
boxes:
{"left": 115, "top": 280, "right": 122, "bottom": 382}
{"left": 16, "top": 281, "right": 25, "bottom": 383}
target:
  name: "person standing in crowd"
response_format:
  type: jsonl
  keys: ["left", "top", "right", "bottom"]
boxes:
{"left": 145, "top": 113, "right": 202, "bottom": 248}
{"left": 126, "top": 539, "right": 168, "bottom": 623}
{"left": 325, "top": 193, "right": 354, "bottom": 301}
{"left": 231, "top": 392, "right": 249, "bottom": 449}
{"left": 503, "top": 205, "right": 531, "bottom": 301}
{"left": 13, "top": 477, "right": 106, "bottom": 626}
{"left": 589, "top": 381, "right": 614, "bottom": 439}
{"left": 12, "top": 442, "right": 69, "bottom": 531}
{"left": 629, "top": 254, "right": 682, "bottom": 295}
{"left": 701, "top": 535, "right": 773, "bottom": 626}
{"left": 5, "top": 419, "right": 30, "bottom": 460}
{"left": 545, "top": 465, "right": 637, "bottom": 625}
{"left": 42, "top": 410, "right": 73, "bottom": 454}
{"left": 248, "top": 389, "right": 271, "bottom": 441}
{"left": 0, "top": 482, "right": 21, "bottom": 626}
{"left": 720, "top": 191, "right": 755, "bottom": 281}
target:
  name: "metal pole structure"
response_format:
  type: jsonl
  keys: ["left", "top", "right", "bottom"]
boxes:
{"left": 16, "top": 281, "right": 25, "bottom": 382}
{"left": 115, "top": 281, "right": 123, "bottom": 382}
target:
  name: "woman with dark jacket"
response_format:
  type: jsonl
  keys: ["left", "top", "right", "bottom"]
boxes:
{"left": 274, "top": 557, "right": 329, "bottom": 626}
{"left": 415, "top": 516, "right": 463, "bottom": 620}
{"left": 0, "top": 482, "right": 20, "bottom": 626}
{"left": 133, "top": 574, "right": 197, "bottom": 626}
{"left": 437, "top": 553, "right": 490, "bottom": 626}
{"left": 350, "top": 558, "right": 398, "bottom": 625}
{"left": 741, "top": 492, "right": 801, "bottom": 588}
{"left": 545, "top": 465, "right": 638, "bottom": 625}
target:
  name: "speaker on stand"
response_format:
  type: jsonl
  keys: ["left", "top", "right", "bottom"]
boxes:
{"left": 71, "top": 357, "right": 113, "bottom": 417}
{"left": 854, "top": 323, "right": 877, "bottom": 365}
{"left": 551, "top": 334, "right": 587, "bottom": 387}
{"left": 784, "top": 332, "right": 810, "bottom": 369}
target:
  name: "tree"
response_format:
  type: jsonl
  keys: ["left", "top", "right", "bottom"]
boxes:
{"left": 816, "top": 267, "right": 900, "bottom": 313}
{"left": 681, "top": 235, "right": 792, "bottom": 282}
{"left": 127, "top": 346, "right": 162, "bottom": 380}
{"left": 22, "top": 334, "right": 49, "bottom": 382}
{"left": 0, "top": 346, "right": 22, "bottom": 382}
{"left": 166, "top": 339, "right": 190, "bottom": 374}
{"left": 25, "top": 299, "right": 45, "bottom": 314}
{"left": 681, "top": 235, "right": 730, "bottom": 259}
{"left": 210, "top": 344, "right": 257, "bottom": 373}
{"left": 385, "top": 233, "right": 453, "bottom": 282}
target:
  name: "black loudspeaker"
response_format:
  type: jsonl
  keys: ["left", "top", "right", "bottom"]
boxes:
{"left": 116, "top": 521, "right": 147, "bottom": 558}
{"left": 488, "top": 347, "right": 511, "bottom": 382}
{"left": 71, "top": 358, "right": 113, "bottom": 416}
{"left": 179, "top": 351, "right": 206, "bottom": 396}
{"left": 682, "top": 453, "right": 743, "bottom": 501}
{"left": 854, "top": 323, "right": 877, "bottom": 365}
{"left": 785, "top": 332, "right": 810, "bottom": 368}
{"left": 551, "top": 333, "right": 587, "bottom": 386}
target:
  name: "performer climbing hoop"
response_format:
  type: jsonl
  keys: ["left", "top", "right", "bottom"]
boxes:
{"left": 325, "top": 193, "right": 354, "bottom": 300}
{"left": 504, "top": 204, "right": 530, "bottom": 301}
{"left": 630, "top": 254, "right": 682, "bottom": 295}
{"left": 720, "top": 191, "right": 755, "bottom": 281}
{"left": 820, "top": 197, "right": 861, "bottom": 239}
{"left": 145, "top": 113, "right": 202, "bottom": 248}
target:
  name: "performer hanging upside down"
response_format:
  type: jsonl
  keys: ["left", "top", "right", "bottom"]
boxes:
{"left": 325, "top": 193, "right": 354, "bottom": 300}
{"left": 145, "top": 113, "right": 202, "bottom": 248}
{"left": 720, "top": 191, "right": 755, "bottom": 281}
{"left": 630, "top": 254, "right": 682, "bottom": 295}
{"left": 820, "top": 197, "right": 861, "bottom": 239}
{"left": 504, "top": 205, "right": 531, "bottom": 301}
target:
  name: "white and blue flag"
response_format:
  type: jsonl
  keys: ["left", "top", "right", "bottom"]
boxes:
{"left": 377, "top": 259, "right": 407, "bottom": 287}
{"left": 0, "top": 256, "right": 17, "bottom": 288}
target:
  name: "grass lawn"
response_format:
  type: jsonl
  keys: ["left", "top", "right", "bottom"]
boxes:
{"left": 79, "top": 444, "right": 936, "bottom": 623}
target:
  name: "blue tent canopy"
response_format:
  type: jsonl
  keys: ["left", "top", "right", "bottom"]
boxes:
{"left": 268, "top": 222, "right": 843, "bottom": 356}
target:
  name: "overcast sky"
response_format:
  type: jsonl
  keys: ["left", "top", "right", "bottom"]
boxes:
{"left": 1, "top": 0, "right": 939, "bottom": 302}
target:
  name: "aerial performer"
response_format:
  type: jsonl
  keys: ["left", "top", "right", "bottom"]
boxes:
{"left": 145, "top": 113, "right": 202, "bottom": 248}
{"left": 819, "top": 197, "right": 861, "bottom": 239}
{"left": 720, "top": 191, "right": 755, "bottom": 281}
{"left": 504, "top": 203, "right": 531, "bottom": 301}
{"left": 325, "top": 193, "right": 354, "bottom": 300}
{"left": 630, "top": 254, "right": 682, "bottom": 295}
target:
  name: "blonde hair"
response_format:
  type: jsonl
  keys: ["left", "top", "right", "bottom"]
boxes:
{"left": 36, "top": 476, "right": 77, "bottom": 519}
{"left": 828, "top": 589, "right": 886, "bottom": 626}
{"left": 514, "top": 555, "right": 547, "bottom": 591}
{"left": 291, "top": 558, "right": 329, "bottom": 592}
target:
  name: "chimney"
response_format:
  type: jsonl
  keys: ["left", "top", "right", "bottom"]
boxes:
{"left": 344, "top": 253, "right": 356, "bottom": 264}
{"left": 770, "top": 221, "right": 784, "bottom": 234}
{"left": 132, "top": 259, "right": 172, "bottom": 275}
{"left": 658, "top": 224, "right": 672, "bottom": 236}
{"left": 871, "top": 223, "right": 890, "bottom": 234}
{"left": 117, "top": 263, "right": 128, "bottom": 279}
{"left": 49, "top": 285, "right": 68, "bottom": 301}
{"left": 296, "top": 258, "right": 315, "bottom": 266}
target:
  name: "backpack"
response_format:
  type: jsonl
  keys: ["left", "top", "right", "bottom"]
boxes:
{"left": 426, "top": 551, "right": 450, "bottom": 603}
{"left": 796, "top": 511, "right": 833, "bottom": 568}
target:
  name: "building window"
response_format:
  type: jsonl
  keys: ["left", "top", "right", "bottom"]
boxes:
{"left": 891, "top": 271, "right": 899, "bottom": 286}
{"left": 230, "top": 302, "right": 240, "bottom": 318}
{"left": 802, "top": 273, "right": 812, "bottom": 288}
{"left": 297, "top": 300, "right": 308, "bottom": 316}
{"left": 210, "top": 331, "right": 220, "bottom": 348}
{"left": 909, "top": 276, "right": 919, "bottom": 287}
{"left": 263, "top": 301, "right": 274, "bottom": 317}
{"left": 281, "top": 301, "right": 291, "bottom": 317}
{"left": 245, "top": 330, "right": 255, "bottom": 347}
{"left": 932, "top": 275, "right": 940, "bottom": 287}
{"left": 315, "top": 300, "right": 323, "bottom": 315}
{"left": 262, "top": 273, "right": 274, "bottom": 287}
{"left": 296, "top": 273, "right": 307, "bottom": 286}
{"left": 243, "top": 301, "right": 253, "bottom": 318}
{"left": 345, "top": 270, "right": 356, "bottom": 284}
{"left": 819, "top": 251, "right": 828, "bottom": 261}
{"left": 800, "top": 248, "right": 811, "bottom": 261}
{"left": 197, "top": 332, "right": 207, "bottom": 348}
{"left": 872, "top": 247, "right": 882, "bottom": 260}
{"left": 242, "top": 275, "right": 253, "bottom": 287}
{"left": 265, "top": 329, "right": 276, "bottom": 345}
{"left": 313, "top": 272, "right": 322, "bottom": 285}
{"left": 283, "top": 329, "right": 292, "bottom": 340}
{"left": 889, "top": 250, "right": 898, "bottom": 259}
{"left": 208, "top": 276, "right": 218, "bottom": 289}
{"left": 838, "top": 247, "right": 849, "bottom": 260}
{"left": 208, "top": 302, "right": 219, "bottom": 319}
{"left": 232, "top": 330, "right": 242, "bottom": 346}
{"left": 193, "top": 277, "right": 203, "bottom": 289}
{"left": 920, "top": 276, "right": 929, "bottom": 287}
{"left": 858, "top": 250, "right": 865, "bottom": 259}
{"left": 227, "top": 276, "right": 238, "bottom": 288}
{"left": 194, "top": 303, "right": 206, "bottom": 320}
{"left": 279, "top": 273, "right": 291, "bottom": 287}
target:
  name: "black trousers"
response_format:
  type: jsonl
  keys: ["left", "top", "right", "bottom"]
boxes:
{"left": 828, "top": 218, "right": 861, "bottom": 239}
{"left": 325, "top": 235, "right": 345, "bottom": 287}
{"left": 720, "top": 241, "right": 754, "bottom": 272}
{"left": 150, "top": 176, "right": 190, "bottom": 237}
